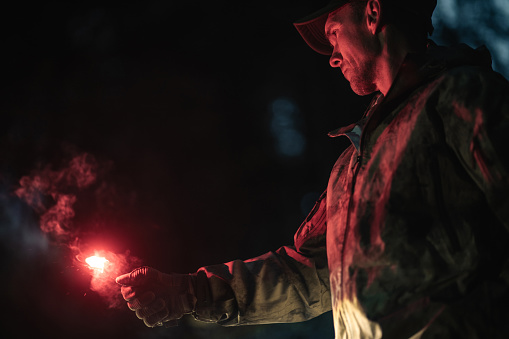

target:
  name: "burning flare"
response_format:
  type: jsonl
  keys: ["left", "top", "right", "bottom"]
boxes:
{"left": 86, "top": 255, "right": 109, "bottom": 273}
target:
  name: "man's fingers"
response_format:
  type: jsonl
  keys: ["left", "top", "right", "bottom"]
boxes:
{"left": 120, "top": 285, "right": 153, "bottom": 302}
{"left": 143, "top": 307, "right": 170, "bottom": 328}
{"left": 120, "top": 286, "right": 136, "bottom": 301}
{"left": 116, "top": 268, "right": 190, "bottom": 329}
{"left": 135, "top": 298, "right": 166, "bottom": 319}
{"left": 128, "top": 291, "right": 156, "bottom": 310}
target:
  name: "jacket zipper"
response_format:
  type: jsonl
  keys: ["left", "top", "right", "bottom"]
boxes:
{"left": 339, "top": 95, "right": 382, "bottom": 338}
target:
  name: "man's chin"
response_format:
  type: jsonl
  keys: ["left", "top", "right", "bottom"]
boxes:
{"left": 349, "top": 82, "right": 377, "bottom": 96}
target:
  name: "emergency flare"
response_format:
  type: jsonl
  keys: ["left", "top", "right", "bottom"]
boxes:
{"left": 85, "top": 256, "right": 109, "bottom": 273}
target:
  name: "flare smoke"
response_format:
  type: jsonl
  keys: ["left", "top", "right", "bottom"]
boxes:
{"left": 13, "top": 152, "right": 141, "bottom": 308}
{"left": 15, "top": 153, "right": 98, "bottom": 240}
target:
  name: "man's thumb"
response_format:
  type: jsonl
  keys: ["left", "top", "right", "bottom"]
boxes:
{"left": 116, "top": 266, "right": 154, "bottom": 286}
{"left": 115, "top": 272, "right": 132, "bottom": 286}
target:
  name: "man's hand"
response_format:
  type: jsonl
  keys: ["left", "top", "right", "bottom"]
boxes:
{"left": 116, "top": 266, "right": 196, "bottom": 328}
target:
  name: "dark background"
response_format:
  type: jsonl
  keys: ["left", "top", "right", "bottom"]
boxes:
{"left": 1, "top": 1, "right": 507, "bottom": 338}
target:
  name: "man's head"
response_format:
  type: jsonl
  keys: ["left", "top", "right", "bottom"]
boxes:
{"left": 324, "top": 1, "right": 381, "bottom": 95}
{"left": 294, "top": 0, "right": 437, "bottom": 95}
{"left": 294, "top": 0, "right": 437, "bottom": 55}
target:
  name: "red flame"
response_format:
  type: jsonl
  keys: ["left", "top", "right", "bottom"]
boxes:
{"left": 85, "top": 255, "right": 109, "bottom": 273}
{"left": 74, "top": 248, "right": 141, "bottom": 308}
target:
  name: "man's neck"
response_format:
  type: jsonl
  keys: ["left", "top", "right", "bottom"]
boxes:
{"left": 375, "top": 26, "right": 413, "bottom": 96}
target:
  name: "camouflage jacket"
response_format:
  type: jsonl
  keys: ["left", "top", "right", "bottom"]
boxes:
{"left": 191, "top": 43, "right": 509, "bottom": 339}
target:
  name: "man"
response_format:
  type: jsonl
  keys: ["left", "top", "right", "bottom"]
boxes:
{"left": 116, "top": 0, "right": 509, "bottom": 337}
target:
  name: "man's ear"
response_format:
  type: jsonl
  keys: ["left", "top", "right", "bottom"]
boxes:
{"left": 366, "top": 0, "right": 382, "bottom": 35}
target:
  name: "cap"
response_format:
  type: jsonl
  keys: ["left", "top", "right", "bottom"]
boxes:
{"left": 293, "top": 0, "right": 437, "bottom": 55}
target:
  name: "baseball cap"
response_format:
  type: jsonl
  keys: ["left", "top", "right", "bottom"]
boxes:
{"left": 293, "top": 0, "right": 437, "bottom": 55}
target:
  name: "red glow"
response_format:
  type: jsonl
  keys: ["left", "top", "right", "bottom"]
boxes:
{"left": 74, "top": 248, "right": 141, "bottom": 308}
{"left": 86, "top": 255, "right": 109, "bottom": 273}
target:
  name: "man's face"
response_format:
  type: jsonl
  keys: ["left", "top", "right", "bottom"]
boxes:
{"left": 325, "top": 4, "right": 380, "bottom": 95}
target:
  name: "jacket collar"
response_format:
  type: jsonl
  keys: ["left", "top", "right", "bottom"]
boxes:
{"left": 328, "top": 41, "right": 493, "bottom": 142}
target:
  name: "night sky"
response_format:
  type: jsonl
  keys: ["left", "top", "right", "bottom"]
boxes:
{"left": 2, "top": 1, "right": 507, "bottom": 338}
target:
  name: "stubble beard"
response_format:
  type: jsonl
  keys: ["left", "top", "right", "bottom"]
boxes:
{"left": 347, "top": 63, "right": 378, "bottom": 96}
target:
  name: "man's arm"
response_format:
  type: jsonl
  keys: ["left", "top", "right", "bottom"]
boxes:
{"left": 433, "top": 64, "right": 509, "bottom": 293}
{"left": 117, "top": 191, "right": 331, "bottom": 327}
{"left": 436, "top": 65, "right": 509, "bottom": 229}
{"left": 192, "top": 191, "right": 331, "bottom": 325}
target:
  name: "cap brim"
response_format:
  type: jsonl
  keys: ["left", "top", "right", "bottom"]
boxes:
{"left": 293, "top": 1, "right": 349, "bottom": 55}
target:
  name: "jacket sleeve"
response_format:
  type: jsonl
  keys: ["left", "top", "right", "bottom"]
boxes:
{"left": 436, "top": 65, "right": 509, "bottom": 230}
{"left": 191, "top": 191, "right": 331, "bottom": 326}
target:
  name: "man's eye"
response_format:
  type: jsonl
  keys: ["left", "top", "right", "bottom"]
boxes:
{"left": 328, "top": 30, "right": 338, "bottom": 46}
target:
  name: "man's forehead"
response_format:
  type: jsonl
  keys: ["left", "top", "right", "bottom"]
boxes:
{"left": 325, "top": 4, "right": 351, "bottom": 34}
{"left": 293, "top": 0, "right": 369, "bottom": 55}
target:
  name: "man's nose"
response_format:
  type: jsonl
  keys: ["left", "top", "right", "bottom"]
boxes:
{"left": 329, "top": 52, "right": 342, "bottom": 68}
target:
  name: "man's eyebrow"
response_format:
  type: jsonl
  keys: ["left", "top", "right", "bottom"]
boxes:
{"left": 324, "top": 29, "right": 335, "bottom": 47}
{"left": 324, "top": 20, "right": 339, "bottom": 39}
{"left": 325, "top": 26, "right": 334, "bottom": 39}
